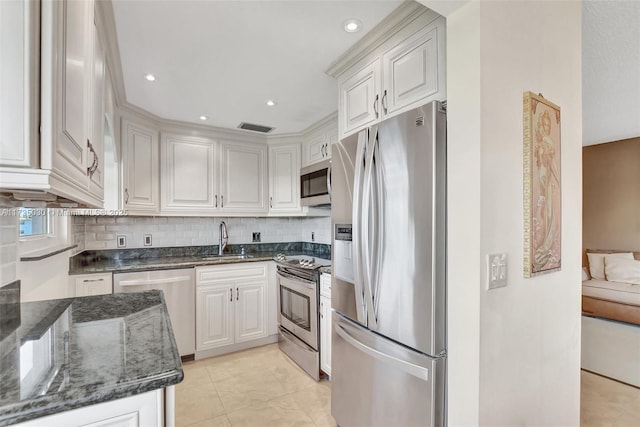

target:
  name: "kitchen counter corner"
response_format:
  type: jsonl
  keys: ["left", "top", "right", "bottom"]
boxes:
{"left": 0, "top": 290, "right": 183, "bottom": 426}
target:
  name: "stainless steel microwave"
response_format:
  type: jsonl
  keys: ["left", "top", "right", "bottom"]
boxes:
{"left": 300, "top": 159, "right": 331, "bottom": 207}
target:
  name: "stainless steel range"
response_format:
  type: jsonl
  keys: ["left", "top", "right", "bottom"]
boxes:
{"left": 274, "top": 254, "right": 330, "bottom": 381}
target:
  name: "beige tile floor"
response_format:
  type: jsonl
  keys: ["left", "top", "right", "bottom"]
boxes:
{"left": 581, "top": 370, "right": 640, "bottom": 426}
{"left": 177, "top": 346, "right": 640, "bottom": 427}
{"left": 176, "top": 344, "right": 336, "bottom": 427}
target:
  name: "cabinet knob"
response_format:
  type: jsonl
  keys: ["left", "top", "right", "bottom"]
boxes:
{"left": 270, "top": 196, "right": 273, "bottom": 208}
{"left": 215, "top": 194, "right": 218, "bottom": 208}
{"left": 230, "top": 288, "right": 233, "bottom": 302}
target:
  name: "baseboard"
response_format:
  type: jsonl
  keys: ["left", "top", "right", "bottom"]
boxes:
{"left": 194, "top": 334, "right": 278, "bottom": 360}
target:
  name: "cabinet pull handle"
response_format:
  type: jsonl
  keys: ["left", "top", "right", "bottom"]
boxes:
{"left": 215, "top": 194, "right": 218, "bottom": 208}
{"left": 230, "top": 288, "right": 233, "bottom": 302}
{"left": 125, "top": 188, "right": 129, "bottom": 204}
{"left": 324, "top": 143, "right": 328, "bottom": 157}
{"left": 270, "top": 196, "right": 273, "bottom": 208}
{"left": 83, "top": 278, "right": 104, "bottom": 283}
{"left": 87, "top": 140, "right": 98, "bottom": 177}
{"left": 236, "top": 287, "right": 239, "bottom": 301}
{"left": 381, "top": 89, "right": 388, "bottom": 115}
{"left": 373, "top": 94, "right": 379, "bottom": 118}
{"left": 321, "top": 144, "right": 325, "bottom": 157}
{"left": 221, "top": 195, "right": 224, "bottom": 208}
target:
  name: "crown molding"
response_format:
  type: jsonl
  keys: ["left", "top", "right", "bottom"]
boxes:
{"left": 325, "top": 1, "right": 438, "bottom": 78}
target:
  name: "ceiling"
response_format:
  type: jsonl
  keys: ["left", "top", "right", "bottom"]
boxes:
{"left": 112, "top": 0, "right": 403, "bottom": 135}
{"left": 582, "top": 0, "right": 640, "bottom": 146}
{"left": 112, "top": 1, "right": 640, "bottom": 144}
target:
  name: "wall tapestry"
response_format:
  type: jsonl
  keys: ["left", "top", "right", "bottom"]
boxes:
{"left": 523, "top": 91, "right": 561, "bottom": 277}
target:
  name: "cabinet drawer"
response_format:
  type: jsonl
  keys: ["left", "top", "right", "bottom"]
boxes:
{"left": 73, "top": 273, "right": 113, "bottom": 297}
{"left": 197, "top": 262, "right": 268, "bottom": 284}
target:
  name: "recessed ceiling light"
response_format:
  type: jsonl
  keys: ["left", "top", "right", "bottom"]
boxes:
{"left": 266, "top": 100, "right": 277, "bottom": 107}
{"left": 199, "top": 115, "right": 208, "bottom": 121}
{"left": 344, "top": 19, "right": 362, "bottom": 33}
{"left": 145, "top": 73, "right": 157, "bottom": 82}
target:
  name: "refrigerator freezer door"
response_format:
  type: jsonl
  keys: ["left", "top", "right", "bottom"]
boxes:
{"left": 331, "top": 313, "right": 445, "bottom": 427}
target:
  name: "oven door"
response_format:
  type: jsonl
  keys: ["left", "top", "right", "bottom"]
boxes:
{"left": 277, "top": 270, "right": 318, "bottom": 350}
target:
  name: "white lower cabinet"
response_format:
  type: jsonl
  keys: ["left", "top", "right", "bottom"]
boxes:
{"left": 13, "top": 388, "right": 165, "bottom": 427}
{"left": 71, "top": 273, "right": 113, "bottom": 297}
{"left": 320, "top": 273, "right": 332, "bottom": 376}
{"left": 196, "top": 262, "right": 275, "bottom": 357}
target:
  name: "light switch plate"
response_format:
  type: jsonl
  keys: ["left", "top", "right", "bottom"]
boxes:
{"left": 487, "top": 253, "right": 507, "bottom": 289}
{"left": 144, "top": 234, "right": 152, "bottom": 246}
{"left": 117, "top": 235, "right": 126, "bottom": 248}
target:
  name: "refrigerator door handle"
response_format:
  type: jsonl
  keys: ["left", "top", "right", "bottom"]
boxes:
{"left": 361, "top": 126, "right": 378, "bottom": 328}
{"left": 351, "top": 130, "right": 368, "bottom": 324}
{"left": 370, "top": 131, "right": 384, "bottom": 319}
{"left": 335, "top": 321, "right": 429, "bottom": 382}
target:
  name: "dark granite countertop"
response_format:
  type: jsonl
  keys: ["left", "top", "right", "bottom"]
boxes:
{"left": 0, "top": 290, "right": 183, "bottom": 426}
{"left": 69, "top": 242, "right": 331, "bottom": 275}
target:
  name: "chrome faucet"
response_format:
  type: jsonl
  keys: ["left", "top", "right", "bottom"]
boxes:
{"left": 218, "top": 221, "right": 228, "bottom": 255}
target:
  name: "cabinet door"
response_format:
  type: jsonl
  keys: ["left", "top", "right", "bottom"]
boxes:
{"left": 268, "top": 144, "right": 301, "bottom": 213}
{"left": 0, "top": 0, "right": 39, "bottom": 168}
{"left": 88, "top": 22, "right": 105, "bottom": 201}
{"left": 339, "top": 59, "right": 381, "bottom": 139}
{"left": 161, "top": 134, "right": 217, "bottom": 213}
{"left": 304, "top": 133, "right": 327, "bottom": 166}
{"left": 123, "top": 120, "right": 159, "bottom": 213}
{"left": 197, "top": 284, "right": 234, "bottom": 350}
{"left": 73, "top": 273, "right": 112, "bottom": 297}
{"left": 381, "top": 17, "right": 445, "bottom": 118}
{"left": 51, "top": 0, "right": 93, "bottom": 187}
{"left": 320, "top": 295, "right": 332, "bottom": 376}
{"left": 235, "top": 281, "right": 267, "bottom": 343}
{"left": 219, "top": 142, "right": 267, "bottom": 213}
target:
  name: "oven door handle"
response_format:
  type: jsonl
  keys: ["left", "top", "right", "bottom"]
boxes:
{"left": 277, "top": 271, "right": 316, "bottom": 288}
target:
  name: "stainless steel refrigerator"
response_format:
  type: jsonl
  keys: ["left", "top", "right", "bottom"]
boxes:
{"left": 331, "top": 101, "right": 446, "bottom": 427}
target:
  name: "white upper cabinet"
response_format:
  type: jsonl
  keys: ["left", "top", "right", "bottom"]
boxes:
{"left": 334, "top": 8, "right": 445, "bottom": 139}
{"left": 219, "top": 141, "right": 267, "bottom": 213}
{"left": 268, "top": 143, "right": 301, "bottom": 214}
{"left": 339, "top": 60, "right": 382, "bottom": 139}
{"left": 0, "top": 0, "right": 39, "bottom": 168}
{"left": 301, "top": 115, "right": 337, "bottom": 167}
{"left": 122, "top": 120, "right": 159, "bottom": 213}
{"left": 161, "top": 134, "right": 217, "bottom": 213}
{"left": 49, "top": 0, "right": 92, "bottom": 188}
{"left": 0, "top": 0, "right": 107, "bottom": 207}
{"left": 381, "top": 21, "right": 444, "bottom": 118}
{"left": 88, "top": 21, "right": 106, "bottom": 200}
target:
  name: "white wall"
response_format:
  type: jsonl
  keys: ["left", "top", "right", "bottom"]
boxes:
{"left": 78, "top": 215, "right": 331, "bottom": 250}
{"left": 0, "top": 209, "right": 19, "bottom": 286}
{"left": 477, "top": 1, "right": 582, "bottom": 425}
{"left": 16, "top": 249, "right": 75, "bottom": 302}
{"left": 440, "top": 0, "right": 583, "bottom": 424}
{"left": 445, "top": 1, "right": 481, "bottom": 425}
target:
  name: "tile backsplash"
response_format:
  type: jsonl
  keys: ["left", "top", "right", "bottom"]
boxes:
{"left": 79, "top": 216, "right": 332, "bottom": 250}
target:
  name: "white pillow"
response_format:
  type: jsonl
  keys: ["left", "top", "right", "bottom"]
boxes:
{"left": 582, "top": 267, "right": 590, "bottom": 281}
{"left": 605, "top": 257, "right": 640, "bottom": 285}
{"left": 587, "top": 252, "right": 634, "bottom": 280}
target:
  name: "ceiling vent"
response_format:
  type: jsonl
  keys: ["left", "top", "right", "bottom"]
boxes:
{"left": 237, "top": 122, "right": 275, "bottom": 133}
